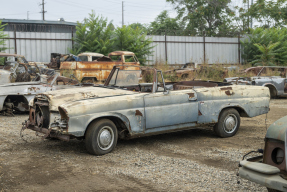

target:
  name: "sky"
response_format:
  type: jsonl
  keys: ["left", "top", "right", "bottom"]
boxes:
{"left": 0, "top": 0, "right": 244, "bottom": 27}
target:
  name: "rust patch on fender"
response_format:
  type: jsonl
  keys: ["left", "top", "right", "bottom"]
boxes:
{"left": 135, "top": 110, "right": 143, "bottom": 116}
{"left": 187, "top": 93, "right": 194, "bottom": 98}
{"left": 28, "top": 87, "right": 40, "bottom": 92}
{"left": 225, "top": 90, "right": 234, "bottom": 96}
{"left": 198, "top": 110, "right": 202, "bottom": 116}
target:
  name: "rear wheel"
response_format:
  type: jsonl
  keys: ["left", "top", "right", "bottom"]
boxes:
{"left": 85, "top": 119, "right": 118, "bottom": 155}
{"left": 214, "top": 108, "right": 240, "bottom": 138}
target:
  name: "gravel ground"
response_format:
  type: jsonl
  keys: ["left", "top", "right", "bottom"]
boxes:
{"left": 0, "top": 99, "right": 286, "bottom": 191}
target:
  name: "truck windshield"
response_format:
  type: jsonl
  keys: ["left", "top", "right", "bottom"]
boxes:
{"left": 124, "top": 55, "right": 136, "bottom": 62}
{"left": 79, "top": 56, "right": 88, "bottom": 61}
{"left": 109, "top": 69, "right": 141, "bottom": 86}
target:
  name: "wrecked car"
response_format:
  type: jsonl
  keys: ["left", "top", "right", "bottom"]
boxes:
{"left": 60, "top": 51, "right": 140, "bottom": 82}
{"left": 0, "top": 52, "right": 55, "bottom": 83}
{"left": 239, "top": 116, "right": 287, "bottom": 192}
{"left": 22, "top": 65, "right": 270, "bottom": 156}
{"left": 225, "top": 66, "right": 287, "bottom": 98}
{"left": 0, "top": 53, "right": 32, "bottom": 83}
{"left": 48, "top": 52, "right": 104, "bottom": 69}
{"left": 0, "top": 73, "right": 83, "bottom": 116}
{"left": 164, "top": 62, "right": 196, "bottom": 78}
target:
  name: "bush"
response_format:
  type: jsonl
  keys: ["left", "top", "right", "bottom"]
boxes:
{"left": 241, "top": 28, "right": 287, "bottom": 66}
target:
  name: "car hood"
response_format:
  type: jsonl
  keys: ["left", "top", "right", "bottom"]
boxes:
{"left": 266, "top": 115, "right": 287, "bottom": 142}
{"left": 38, "top": 86, "right": 139, "bottom": 111}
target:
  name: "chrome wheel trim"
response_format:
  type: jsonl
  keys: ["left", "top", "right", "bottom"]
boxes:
{"left": 223, "top": 114, "right": 238, "bottom": 134}
{"left": 97, "top": 126, "right": 114, "bottom": 150}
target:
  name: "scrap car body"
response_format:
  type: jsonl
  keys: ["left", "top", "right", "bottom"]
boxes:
{"left": 0, "top": 52, "right": 55, "bottom": 84}
{"left": 23, "top": 66, "right": 270, "bottom": 155}
{"left": 239, "top": 116, "right": 287, "bottom": 191}
{"left": 48, "top": 52, "right": 104, "bottom": 69}
{"left": 60, "top": 51, "right": 140, "bottom": 82}
{"left": 225, "top": 66, "right": 287, "bottom": 98}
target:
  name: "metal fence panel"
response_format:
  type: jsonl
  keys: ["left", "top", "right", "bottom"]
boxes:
{"left": 1, "top": 31, "right": 241, "bottom": 65}
{"left": 184, "top": 36, "right": 204, "bottom": 64}
{"left": 2, "top": 31, "right": 72, "bottom": 62}
{"left": 147, "top": 35, "right": 241, "bottom": 65}
{"left": 147, "top": 36, "right": 166, "bottom": 65}
{"left": 205, "top": 37, "right": 239, "bottom": 64}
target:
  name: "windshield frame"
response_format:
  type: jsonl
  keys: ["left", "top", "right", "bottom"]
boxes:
{"left": 104, "top": 65, "right": 165, "bottom": 93}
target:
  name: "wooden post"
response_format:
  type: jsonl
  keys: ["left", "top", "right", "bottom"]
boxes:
{"left": 203, "top": 34, "right": 206, "bottom": 64}
{"left": 14, "top": 26, "right": 17, "bottom": 54}
{"left": 238, "top": 33, "right": 241, "bottom": 64}
{"left": 71, "top": 27, "right": 74, "bottom": 49}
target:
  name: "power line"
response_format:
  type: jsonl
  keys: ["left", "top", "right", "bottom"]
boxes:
{"left": 49, "top": 0, "right": 122, "bottom": 16}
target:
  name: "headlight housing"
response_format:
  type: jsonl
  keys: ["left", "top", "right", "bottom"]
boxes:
{"left": 272, "top": 147, "right": 285, "bottom": 165}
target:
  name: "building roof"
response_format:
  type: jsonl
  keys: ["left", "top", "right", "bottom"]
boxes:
{"left": 0, "top": 19, "right": 77, "bottom": 26}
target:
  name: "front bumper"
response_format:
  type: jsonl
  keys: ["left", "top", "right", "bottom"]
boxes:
{"left": 239, "top": 159, "right": 287, "bottom": 191}
{"left": 22, "top": 120, "right": 70, "bottom": 141}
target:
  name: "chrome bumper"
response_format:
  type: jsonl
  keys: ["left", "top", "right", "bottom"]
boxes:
{"left": 239, "top": 160, "right": 287, "bottom": 191}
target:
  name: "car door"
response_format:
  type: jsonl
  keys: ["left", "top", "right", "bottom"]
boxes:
{"left": 144, "top": 89, "right": 198, "bottom": 129}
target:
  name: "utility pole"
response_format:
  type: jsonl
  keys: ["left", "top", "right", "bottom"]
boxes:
{"left": 27, "top": 11, "right": 29, "bottom": 20}
{"left": 40, "top": 0, "right": 47, "bottom": 21}
{"left": 250, "top": 0, "right": 253, "bottom": 29}
{"left": 247, "top": 0, "right": 249, "bottom": 30}
{"left": 122, "top": 1, "right": 124, "bottom": 27}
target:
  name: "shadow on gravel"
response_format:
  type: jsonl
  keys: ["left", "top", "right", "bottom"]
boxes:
{"left": 117, "top": 127, "right": 216, "bottom": 147}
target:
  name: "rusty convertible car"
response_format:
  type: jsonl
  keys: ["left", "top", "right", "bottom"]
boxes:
{"left": 22, "top": 66, "right": 270, "bottom": 155}
{"left": 239, "top": 116, "right": 287, "bottom": 192}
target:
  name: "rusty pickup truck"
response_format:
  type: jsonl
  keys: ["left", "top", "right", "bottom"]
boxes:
{"left": 60, "top": 51, "right": 140, "bottom": 82}
{"left": 22, "top": 66, "right": 270, "bottom": 156}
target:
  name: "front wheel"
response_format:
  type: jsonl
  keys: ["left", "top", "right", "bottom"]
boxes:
{"left": 85, "top": 119, "right": 118, "bottom": 155}
{"left": 214, "top": 108, "right": 240, "bottom": 138}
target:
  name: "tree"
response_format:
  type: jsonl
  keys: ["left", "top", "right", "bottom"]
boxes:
{"left": 0, "top": 20, "right": 8, "bottom": 52}
{"left": 128, "top": 23, "right": 149, "bottom": 34}
{"left": 148, "top": 10, "right": 184, "bottom": 35}
{"left": 70, "top": 11, "right": 114, "bottom": 55}
{"left": 113, "top": 25, "right": 154, "bottom": 65}
{"left": 166, "top": 0, "right": 237, "bottom": 36}
{"left": 241, "top": 28, "right": 287, "bottom": 66}
{"left": 251, "top": 42, "right": 280, "bottom": 66}
{"left": 236, "top": 0, "right": 287, "bottom": 30}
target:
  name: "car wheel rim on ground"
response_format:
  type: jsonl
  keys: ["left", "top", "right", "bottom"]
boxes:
{"left": 223, "top": 114, "right": 238, "bottom": 134}
{"left": 97, "top": 126, "right": 114, "bottom": 150}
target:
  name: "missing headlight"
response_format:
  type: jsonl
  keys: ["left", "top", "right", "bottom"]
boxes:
{"left": 271, "top": 147, "right": 284, "bottom": 164}
{"left": 58, "top": 106, "right": 69, "bottom": 120}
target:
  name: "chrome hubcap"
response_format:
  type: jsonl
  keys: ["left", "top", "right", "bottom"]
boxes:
{"left": 97, "top": 126, "right": 114, "bottom": 150}
{"left": 223, "top": 114, "right": 237, "bottom": 133}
